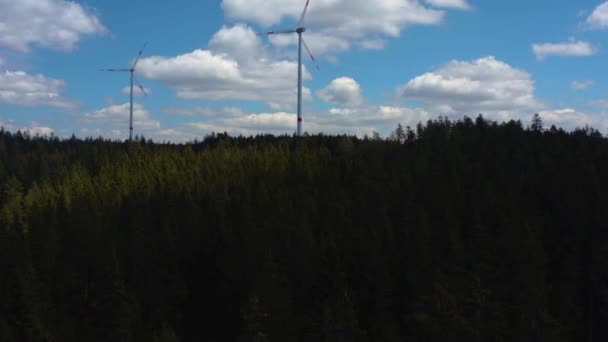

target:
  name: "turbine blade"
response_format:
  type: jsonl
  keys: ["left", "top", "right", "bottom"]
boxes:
{"left": 137, "top": 84, "right": 147, "bottom": 97}
{"left": 131, "top": 42, "right": 148, "bottom": 69}
{"left": 102, "top": 68, "right": 130, "bottom": 72}
{"left": 301, "top": 37, "right": 320, "bottom": 71}
{"left": 256, "top": 29, "right": 297, "bottom": 36}
{"left": 133, "top": 75, "right": 148, "bottom": 96}
{"left": 297, "top": 0, "right": 311, "bottom": 28}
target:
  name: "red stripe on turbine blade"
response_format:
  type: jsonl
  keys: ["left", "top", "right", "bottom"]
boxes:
{"left": 298, "top": 118, "right": 303, "bottom": 122}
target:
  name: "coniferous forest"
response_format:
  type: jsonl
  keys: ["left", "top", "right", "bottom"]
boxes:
{"left": 1, "top": 116, "right": 608, "bottom": 341}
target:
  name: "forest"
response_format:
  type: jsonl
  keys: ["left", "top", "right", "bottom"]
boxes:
{"left": 1, "top": 115, "right": 607, "bottom": 341}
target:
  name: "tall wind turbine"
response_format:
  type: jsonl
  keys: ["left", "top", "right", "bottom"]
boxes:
{"left": 102, "top": 43, "right": 148, "bottom": 141}
{"left": 259, "top": 0, "right": 319, "bottom": 137}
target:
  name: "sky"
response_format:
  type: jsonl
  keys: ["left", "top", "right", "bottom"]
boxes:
{"left": 2, "top": 0, "right": 608, "bottom": 141}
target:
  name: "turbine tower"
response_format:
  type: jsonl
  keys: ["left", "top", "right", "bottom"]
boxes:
{"left": 102, "top": 43, "right": 148, "bottom": 141}
{"left": 259, "top": 0, "right": 319, "bottom": 137}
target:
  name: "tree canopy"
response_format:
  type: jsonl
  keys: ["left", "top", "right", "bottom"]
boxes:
{"left": 1, "top": 116, "right": 607, "bottom": 341}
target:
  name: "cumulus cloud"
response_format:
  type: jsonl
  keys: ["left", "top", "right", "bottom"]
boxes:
{"left": 164, "top": 107, "right": 220, "bottom": 117}
{"left": 538, "top": 108, "right": 600, "bottom": 129}
{"left": 590, "top": 99, "right": 608, "bottom": 109}
{"left": 221, "top": 0, "right": 470, "bottom": 55}
{"left": 152, "top": 103, "right": 432, "bottom": 142}
{"left": 0, "top": 70, "right": 77, "bottom": 108}
{"left": 268, "top": 31, "right": 350, "bottom": 57}
{"left": 0, "top": 118, "right": 15, "bottom": 130}
{"left": 142, "top": 54, "right": 608, "bottom": 142}
{"left": 26, "top": 125, "right": 54, "bottom": 136}
{"left": 214, "top": 112, "right": 296, "bottom": 132}
{"left": 121, "top": 86, "right": 151, "bottom": 97}
{"left": 318, "top": 105, "right": 430, "bottom": 134}
{"left": 424, "top": 0, "right": 471, "bottom": 10}
{"left": 155, "top": 112, "right": 297, "bottom": 141}
{"left": 163, "top": 106, "right": 248, "bottom": 117}
{"left": 317, "top": 77, "right": 364, "bottom": 106}
{"left": 399, "top": 56, "right": 542, "bottom": 120}
{"left": 397, "top": 55, "right": 608, "bottom": 132}
{"left": 358, "top": 39, "right": 387, "bottom": 50}
{"left": 571, "top": 80, "right": 595, "bottom": 91}
{"left": 82, "top": 103, "right": 160, "bottom": 131}
{"left": 586, "top": 1, "right": 608, "bottom": 30}
{"left": 0, "top": 119, "right": 54, "bottom": 136}
{"left": 130, "top": 104, "right": 608, "bottom": 144}
{"left": 532, "top": 40, "right": 597, "bottom": 61}
{"left": 0, "top": 0, "right": 106, "bottom": 52}
{"left": 138, "top": 25, "right": 312, "bottom": 110}
{"left": 222, "top": 0, "right": 444, "bottom": 34}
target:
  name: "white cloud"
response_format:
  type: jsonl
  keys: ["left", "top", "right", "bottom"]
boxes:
{"left": 222, "top": 107, "right": 250, "bottom": 117}
{"left": 532, "top": 40, "right": 597, "bottom": 61}
{"left": 0, "top": 119, "right": 54, "bottom": 136}
{"left": 0, "top": 0, "right": 106, "bottom": 52}
{"left": 138, "top": 25, "right": 312, "bottom": 110}
{"left": 133, "top": 103, "right": 608, "bottom": 143}
{"left": 396, "top": 55, "right": 608, "bottom": 132}
{"left": 317, "top": 77, "right": 364, "bottom": 106}
{"left": 424, "top": 0, "right": 471, "bottom": 10}
{"left": 586, "top": 1, "right": 608, "bottom": 30}
{"left": 539, "top": 108, "right": 607, "bottom": 130}
{"left": 164, "top": 107, "right": 219, "bottom": 117}
{"left": 571, "top": 80, "right": 595, "bottom": 91}
{"left": 156, "top": 112, "right": 297, "bottom": 140}
{"left": 399, "top": 56, "right": 542, "bottom": 121}
{"left": 268, "top": 31, "right": 350, "bottom": 57}
{"left": 152, "top": 103, "right": 432, "bottom": 142}
{"left": 221, "top": 0, "right": 463, "bottom": 55}
{"left": 121, "top": 86, "right": 151, "bottom": 97}
{"left": 209, "top": 22, "right": 262, "bottom": 59}
{"left": 0, "top": 118, "right": 16, "bottom": 131}
{"left": 26, "top": 125, "right": 54, "bottom": 136}
{"left": 0, "top": 70, "right": 77, "bottom": 108}
{"left": 216, "top": 112, "right": 296, "bottom": 132}
{"left": 141, "top": 54, "right": 608, "bottom": 142}
{"left": 590, "top": 99, "right": 608, "bottom": 108}
{"left": 222, "top": 0, "right": 444, "bottom": 35}
{"left": 82, "top": 103, "right": 160, "bottom": 131}
{"left": 163, "top": 106, "right": 248, "bottom": 117}
{"left": 317, "top": 105, "right": 430, "bottom": 134}
{"left": 358, "top": 39, "right": 387, "bottom": 50}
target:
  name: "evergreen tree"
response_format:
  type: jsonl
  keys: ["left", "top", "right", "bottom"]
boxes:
{"left": 0, "top": 118, "right": 607, "bottom": 341}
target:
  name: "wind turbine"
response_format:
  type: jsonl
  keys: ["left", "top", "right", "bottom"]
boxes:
{"left": 102, "top": 43, "right": 148, "bottom": 141}
{"left": 258, "top": 0, "right": 319, "bottom": 137}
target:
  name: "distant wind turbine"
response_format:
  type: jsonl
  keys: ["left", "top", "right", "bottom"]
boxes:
{"left": 102, "top": 43, "right": 149, "bottom": 141}
{"left": 258, "top": 0, "right": 319, "bottom": 137}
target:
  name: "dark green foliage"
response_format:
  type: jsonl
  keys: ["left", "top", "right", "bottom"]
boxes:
{"left": 1, "top": 116, "right": 608, "bottom": 341}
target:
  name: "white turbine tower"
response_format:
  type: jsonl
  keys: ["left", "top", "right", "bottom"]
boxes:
{"left": 259, "top": 0, "right": 319, "bottom": 137}
{"left": 102, "top": 43, "right": 148, "bottom": 141}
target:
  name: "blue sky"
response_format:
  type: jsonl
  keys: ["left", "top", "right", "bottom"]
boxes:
{"left": 2, "top": 0, "right": 608, "bottom": 141}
